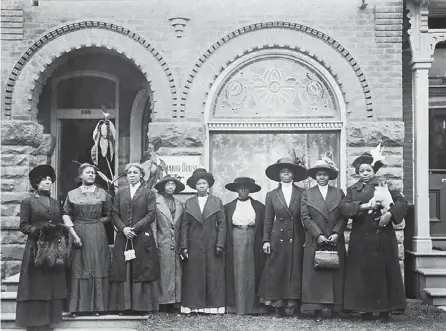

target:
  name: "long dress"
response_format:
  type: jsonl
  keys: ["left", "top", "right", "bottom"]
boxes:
{"left": 301, "top": 185, "right": 347, "bottom": 312}
{"left": 64, "top": 186, "right": 112, "bottom": 312}
{"left": 225, "top": 197, "right": 266, "bottom": 315}
{"left": 16, "top": 191, "right": 67, "bottom": 328}
{"left": 155, "top": 193, "right": 183, "bottom": 305}
{"left": 109, "top": 182, "right": 159, "bottom": 312}
{"left": 340, "top": 178, "right": 408, "bottom": 313}
{"left": 258, "top": 184, "right": 305, "bottom": 308}
{"left": 179, "top": 194, "right": 226, "bottom": 314}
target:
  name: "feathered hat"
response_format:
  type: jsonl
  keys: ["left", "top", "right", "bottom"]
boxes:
{"left": 352, "top": 143, "right": 385, "bottom": 174}
{"left": 307, "top": 152, "right": 339, "bottom": 180}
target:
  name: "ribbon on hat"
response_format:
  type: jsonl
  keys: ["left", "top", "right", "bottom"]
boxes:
{"left": 370, "top": 143, "right": 385, "bottom": 166}
{"left": 320, "top": 152, "right": 339, "bottom": 172}
{"left": 291, "top": 149, "right": 306, "bottom": 167}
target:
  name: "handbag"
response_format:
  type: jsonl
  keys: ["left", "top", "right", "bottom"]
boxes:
{"left": 34, "top": 225, "right": 70, "bottom": 268}
{"left": 124, "top": 239, "right": 136, "bottom": 261}
{"left": 314, "top": 244, "right": 340, "bottom": 270}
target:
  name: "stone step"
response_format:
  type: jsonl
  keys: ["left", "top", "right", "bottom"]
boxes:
{"left": 406, "top": 250, "right": 446, "bottom": 269}
{"left": 423, "top": 288, "right": 446, "bottom": 306}
{"left": 2, "top": 329, "right": 137, "bottom": 331}
{"left": 1, "top": 313, "right": 145, "bottom": 329}
{"left": 1, "top": 273, "right": 20, "bottom": 292}
{"left": 418, "top": 268, "right": 446, "bottom": 288}
{"left": 432, "top": 237, "right": 446, "bottom": 251}
{"left": 1, "top": 292, "right": 17, "bottom": 314}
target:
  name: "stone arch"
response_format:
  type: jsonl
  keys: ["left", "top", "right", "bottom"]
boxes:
{"left": 3, "top": 21, "right": 176, "bottom": 120}
{"left": 182, "top": 21, "right": 373, "bottom": 118}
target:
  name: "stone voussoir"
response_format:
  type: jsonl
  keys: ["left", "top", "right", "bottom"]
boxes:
{"left": 1, "top": 121, "right": 46, "bottom": 148}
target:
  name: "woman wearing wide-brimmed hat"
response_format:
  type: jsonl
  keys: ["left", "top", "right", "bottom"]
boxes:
{"left": 16, "top": 165, "right": 68, "bottom": 331}
{"left": 341, "top": 145, "right": 407, "bottom": 321}
{"left": 179, "top": 168, "right": 227, "bottom": 314}
{"left": 153, "top": 175, "right": 185, "bottom": 312}
{"left": 109, "top": 163, "right": 160, "bottom": 314}
{"left": 224, "top": 177, "right": 266, "bottom": 315}
{"left": 301, "top": 154, "right": 348, "bottom": 322}
{"left": 258, "top": 157, "right": 307, "bottom": 318}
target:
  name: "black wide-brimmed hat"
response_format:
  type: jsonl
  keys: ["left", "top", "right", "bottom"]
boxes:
{"left": 225, "top": 177, "right": 261, "bottom": 193}
{"left": 352, "top": 144, "right": 385, "bottom": 174}
{"left": 186, "top": 168, "right": 215, "bottom": 189}
{"left": 154, "top": 175, "right": 185, "bottom": 194}
{"left": 307, "top": 154, "right": 339, "bottom": 180}
{"left": 29, "top": 164, "right": 56, "bottom": 189}
{"left": 265, "top": 157, "right": 308, "bottom": 182}
{"left": 29, "top": 164, "right": 56, "bottom": 183}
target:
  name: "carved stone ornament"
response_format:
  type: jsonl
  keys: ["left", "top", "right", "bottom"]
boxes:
{"left": 169, "top": 17, "right": 190, "bottom": 38}
{"left": 212, "top": 57, "right": 338, "bottom": 119}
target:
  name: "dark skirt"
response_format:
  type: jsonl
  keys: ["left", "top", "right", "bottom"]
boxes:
{"left": 16, "top": 299, "right": 64, "bottom": 327}
{"left": 68, "top": 219, "right": 110, "bottom": 312}
{"left": 109, "top": 261, "right": 159, "bottom": 312}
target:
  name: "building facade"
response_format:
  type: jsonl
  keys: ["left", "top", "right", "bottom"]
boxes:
{"left": 1, "top": 0, "right": 445, "bottom": 304}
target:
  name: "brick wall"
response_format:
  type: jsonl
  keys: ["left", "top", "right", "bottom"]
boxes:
{"left": 1, "top": 0, "right": 406, "bottom": 278}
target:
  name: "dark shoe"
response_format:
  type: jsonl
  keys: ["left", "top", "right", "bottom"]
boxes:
{"left": 315, "top": 310, "right": 323, "bottom": 322}
{"left": 68, "top": 312, "right": 77, "bottom": 318}
{"left": 274, "top": 307, "right": 285, "bottom": 318}
{"left": 379, "top": 312, "right": 390, "bottom": 322}
{"left": 360, "top": 312, "right": 374, "bottom": 320}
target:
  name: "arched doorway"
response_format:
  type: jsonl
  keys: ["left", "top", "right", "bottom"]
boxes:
{"left": 204, "top": 49, "right": 347, "bottom": 204}
{"left": 37, "top": 47, "right": 151, "bottom": 243}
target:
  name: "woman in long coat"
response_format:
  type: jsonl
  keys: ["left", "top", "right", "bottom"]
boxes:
{"left": 224, "top": 177, "right": 266, "bottom": 315}
{"left": 63, "top": 163, "right": 112, "bottom": 315}
{"left": 16, "top": 165, "right": 67, "bottom": 331}
{"left": 259, "top": 157, "right": 307, "bottom": 318}
{"left": 154, "top": 175, "right": 185, "bottom": 312}
{"left": 109, "top": 163, "right": 160, "bottom": 314}
{"left": 301, "top": 155, "right": 347, "bottom": 321}
{"left": 341, "top": 147, "right": 408, "bottom": 321}
{"left": 179, "top": 168, "right": 226, "bottom": 314}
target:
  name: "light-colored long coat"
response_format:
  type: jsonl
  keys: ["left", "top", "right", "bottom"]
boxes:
{"left": 154, "top": 193, "right": 183, "bottom": 304}
{"left": 179, "top": 194, "right": 226, "bottom": 308}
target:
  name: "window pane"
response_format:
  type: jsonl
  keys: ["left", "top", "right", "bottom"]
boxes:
{"left": 57, "top": 76, "right": 116, "bottom": 109}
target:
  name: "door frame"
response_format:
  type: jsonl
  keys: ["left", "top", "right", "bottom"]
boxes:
{"left": 50, "top": 70, "right": 119, "bottom": 198}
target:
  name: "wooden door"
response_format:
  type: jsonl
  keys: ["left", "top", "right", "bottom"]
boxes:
{"left": 429, "top": 108, "right": 446, "bottom": 237}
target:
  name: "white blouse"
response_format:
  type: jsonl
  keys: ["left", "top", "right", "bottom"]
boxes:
{"left": 318, "top": 184, "right": 328, "bottom": 200}
{"left": 129, "top": 181, "right": 141, "bottom": 199}
{"left": 197, "top": 195, "right": 208, "bottom": 213}
{"left": 281, "top": 182, "right": 293, "bottom": 207}
{"left": 232, "top": 199, "right": 256, "bottom": 226}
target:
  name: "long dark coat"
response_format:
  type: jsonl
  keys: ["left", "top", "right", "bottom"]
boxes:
{"left": 154, "top": 193, "right": 183, "bottom": 304}
{"left": 225, "top": 197, "right": 266, "bottom": 307}
{"left": 301, "top": 185, "right": 347, "bottom": 307}
{"left": 17, "top": 192, "right": 67, "bottom": 302}
{"left": 341, "top": 178, "right": 408, "bottom": 313}
{"left": 258, "top": 185, "right": 305, "bottom": 301}
{"left": 110, "top": 182, "right": 159, "bottom": 283}
{"left": 179, "top": 195, "right": 226, "bottom": 308}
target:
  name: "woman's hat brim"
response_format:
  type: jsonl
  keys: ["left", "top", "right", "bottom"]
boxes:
{"left": 225, "top": 182, "right": 261, "bottom": 193}
{"left": 265, "top": 163, "right": 308, "bottom": 182}
{"left": 154, "top": 176, "right": 185, "bottom": 193}
{"left": 307, "top": 166, "right": 338, "bottom": 180}
{"left": 186, "top": 173, "right": 215, "bottom": 189}
{"left": 29, "top": 164, "right": 56, "bottom": 182}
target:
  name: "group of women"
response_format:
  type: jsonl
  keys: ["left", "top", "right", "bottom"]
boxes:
{"left": 16, "top": 148, "right": 408, "bottom": 330}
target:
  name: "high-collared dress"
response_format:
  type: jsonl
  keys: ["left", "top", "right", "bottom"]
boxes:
{"left": 179, "top": 194, "right": 226, "bottom": 314}
{"left": 154, "top": 192, "right": 183, "bottom": 305}
{"left": 341, "top": 178, "right": 408, "bottom": 313}
{"left": 225, "top": 197, "right": 266, "bottom": 315}
{"left": 16, "top": 191, "right": 67, "bottom": 328}
{"left": 258, "top": 182, "right": 305, "bottom": 308}
{"left": 109, "top": 181, "right": 159, "bottom": 312}
{"left": 301, "top": 185, "right": 347, "bottom": 312}
{"left": 63, "top": 185, "right": 112, "bottom": 312}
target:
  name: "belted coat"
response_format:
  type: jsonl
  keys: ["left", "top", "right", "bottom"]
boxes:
{"left": 110, "top": 182, "right": 159, "bottom": 283}
{"left": 340, "top": 178, "right": 408, "bottom": 312}
{"left": 17, "top": 192, "right": 67, "bottom": 302}
{"left": 301, "top": 185, "right": 347, "bottom": 307}
{"left": 179, "top": 194, "right": 226, "bottom": 308}
{"left": 258, "top": 185, "right": 305, "bottom": 301}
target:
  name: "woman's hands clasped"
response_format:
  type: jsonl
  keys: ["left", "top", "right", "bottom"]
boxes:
{"left": 263, "top": 242, "right": 271, "bottom": 255}
{"left": 123, "top": 226, "right": 137, "bottom": 239}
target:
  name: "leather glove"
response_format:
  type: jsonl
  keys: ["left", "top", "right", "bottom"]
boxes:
{"left": 215, "top": 246, "right": 224, "bottom": 257}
